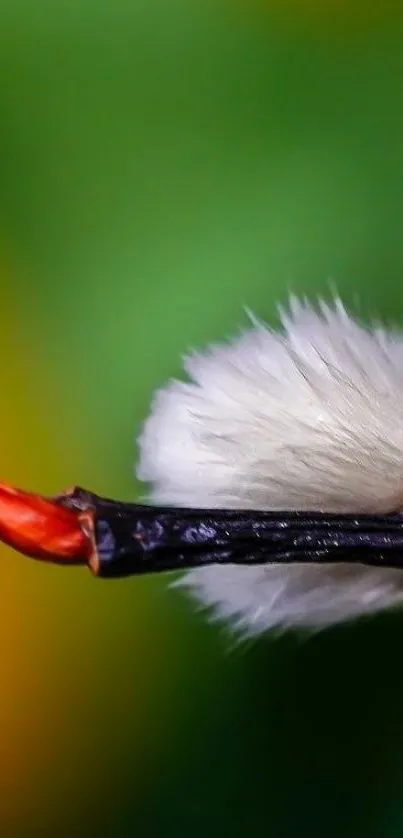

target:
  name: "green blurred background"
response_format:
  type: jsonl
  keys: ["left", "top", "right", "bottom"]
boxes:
{"left": 2, "top": 1, "right": 403, "bottom": 835}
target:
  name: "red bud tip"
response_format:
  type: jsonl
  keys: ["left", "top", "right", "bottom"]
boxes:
{"left": 0, "top": 482, "right": 92, "bottom": 564}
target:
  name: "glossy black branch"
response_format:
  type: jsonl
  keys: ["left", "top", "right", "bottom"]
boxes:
{"left": 59, "top": 488, "right": 403, "bottom": 578}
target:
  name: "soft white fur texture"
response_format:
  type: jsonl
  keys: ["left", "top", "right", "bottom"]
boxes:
{"left": 137, "top": 297, "right": 403, "bottom": 634}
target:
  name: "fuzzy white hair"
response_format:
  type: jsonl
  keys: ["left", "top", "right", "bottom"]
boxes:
{"left": 137, "top": 297, "right": 403, "bottom": 634}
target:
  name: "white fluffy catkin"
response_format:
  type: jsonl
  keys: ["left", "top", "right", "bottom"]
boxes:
{"left": 137, "top": 297, "right": 403, "bottom": 634}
